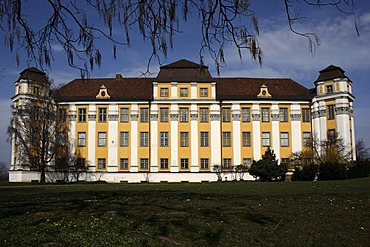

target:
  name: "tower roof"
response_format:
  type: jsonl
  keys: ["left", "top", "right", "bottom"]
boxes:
{"left": 315, "top": 65, "right": 348, "bottom": 83}
{"left": 17, "top": 67, "right": 49, "bottom": 84}
{"left": 156, "top": 59, "right": 213, "bottom": 82}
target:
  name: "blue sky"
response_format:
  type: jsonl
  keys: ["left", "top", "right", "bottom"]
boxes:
{"left": 1, "top": 1, "right": 370, "bottom": 165}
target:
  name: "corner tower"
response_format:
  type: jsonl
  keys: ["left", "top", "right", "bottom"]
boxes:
{"left": 311, "top": 65, "right": 356, "bottom": 160}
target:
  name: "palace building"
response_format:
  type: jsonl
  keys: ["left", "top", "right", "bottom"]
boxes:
{"left": 9, "top": 59, "right": 356, "bottom": 182}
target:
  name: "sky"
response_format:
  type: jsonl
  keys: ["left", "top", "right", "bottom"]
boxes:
{"left": 1, "top": 0, "right": 370, "bottom": 166}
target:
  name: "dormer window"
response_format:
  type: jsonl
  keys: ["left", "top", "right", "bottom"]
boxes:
{"left": 160, "top": 88, "right": 169, "bottom": 97}
{"left": 257, "top": 84, "right": 272, "bottom": 98}
{"left": 96, "top": 85, "right": 110, "bottom": 99}
{"left": 326, "top": 85, "right": 333, "bottom": 94}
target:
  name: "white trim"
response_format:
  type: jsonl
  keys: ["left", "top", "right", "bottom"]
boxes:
{"left": 232, "top": 103, "right": 241, "bottom": 165}
{"left": 210, "top": 104, "right": 221, "bottom": 166}
{"left": 130, "top": 104, "right": 139, "bottom": 172}
{"left": 271, "top": 104, "right": 280, "bottom": 160}
{"left": 191, "top": 82, "right": 197, "bottom": 99}
{"left": 107, "top": 104, "right": 118, "bottom": 172}
{"left": 170, "top": 104, "right": 179, "bottom": 172}
{"left": 190, "top": 103, "right": 199, "bottom": 171}
{"left": 69, "top": 104, "right": 76, "bottom": 163}
{"left": 252, "top": 104, "right": 261, "bottom": 160}
{"left": 171, "top": 82, "right": 177, "bottom": 99}
{"left": 290, "top": 104, "right": 302, "bottom": 154}
{"left": 150, "top": 104, "right": 159, "bottom": 172}
{"left": 88, "top": 104, "right": 96, "bottom": 171}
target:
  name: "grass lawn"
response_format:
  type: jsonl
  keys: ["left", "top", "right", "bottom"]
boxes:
{"left": 0, "top": 179, "right": 369, "bottom": 246}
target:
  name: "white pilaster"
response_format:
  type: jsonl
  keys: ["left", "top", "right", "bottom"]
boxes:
{"left": 69, "top": 104, "right": 76, "bottom": 162}
{"left": 153, "top": 82, "right": 158, "bottom": 100}
{"left": 291, "top": 104, "right": 302, "bottom": 154}
{"left": 88, "top": 104, "right": 96, "bottom": 171}
{"left": 350, "top": 103, "right": 356, "bottom": 160}
{"left": 171, "top": 82, "right": 177, "bottom": 99}
{"left": 211, "top": 82, "right": 216, "bottom": 99}
{"left": 170, "top": 104, "right": 179, "bottom": 172}
{"left": 190, "top": 103, "right": 199, "bottom": 172}
{"left": 271, "top": 104, "right": 280, "bottom": 160}
{"left": 210, "top": 104, "right": 221, "bottom": 166}
{"left": 150, "top": 104, "right": 159, "bottom": 172}
{"left": 252, "top": 104, "right": 261, "bottom": 160}
{"left": 107, "top": 104, "right": 118, "bottom": 172}
{"left": 191, "top": 82, "right": 197, "bottom": 99}
{"left": 335, "top": 98, "right": 351, "bottom": 157}
{"left": 130, "top": 104, "right": 139, "bottom": 172}
{"left": 312, "top": 101, "right": 320, "bottom": 141}
{"left": 232, "top": 103, "right": 241, "bottom": 165}
{"left": 318, "top": 101, "right": 327, "bottom": 142}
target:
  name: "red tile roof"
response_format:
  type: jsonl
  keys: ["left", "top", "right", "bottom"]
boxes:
{"left": 55, "top": 77, "right": 153, "bottom": 102}
{"left": 55, "top": 59, "right": 314, "bottom": 102}
{"left": 215, "top": 78, "right": 312, "bottom": 101}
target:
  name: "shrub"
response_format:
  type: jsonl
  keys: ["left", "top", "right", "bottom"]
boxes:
{"left": 347, "top": 161, "right": 370, "bottom": 179}
{"left": 292, "top": 163, "right": 319, "bottom": 181}
{"left": 249, "top": 159, "right": 287, "bottom": 181}
{"left": 318, "top": 162, "right": 347, "bottom": 180}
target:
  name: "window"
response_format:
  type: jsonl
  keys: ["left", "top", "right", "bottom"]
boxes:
{"left": 180, "top": 88, "right": 188, "bottom": 97}
{"left": 120, "top": 108, "right": 129, "bottom": 122}
{"left": 180, "top": 158, "right": 189, "bottom": 169}
{"left": 78, "top": 132, "right": 86, "bottom": 147}
{"left": 160, "top": 158, "right": 169, "bottom": 169}
{"left": 160, "top": 132, "right": 169, "bottom": 147}
{"left": 280, "top": 108, "right": 288, "bottom": 122}
{"left": 120, "top": 132, "right": 129, "bottom": 147}
{"left": 180, "top": 132, "right": 189, "bottom": 147}
{"left": 223, "top": 158, "right": 232, "bottom": 170}
{"left": 140, "top": 108, "right": 149, "bottom": 122}
{"left": 242, "top": 132, "right": 251, "bottom": 147}
{"left": 242, "top": 158, "right": 252, "bottom": 168}
{"left": 160, "top": 88, "right": 169, "bottom": 97}
{"left": 280, "top": 132, "right": 289, "bottom": 147}
{"left": 222, "top": 108, "right": 231, "bottom": 122}
{"left": 200, "top": 88, "right": 208, "bottom": 97}
{"left": 98, "top": 158, "right": 106, "bottom": 169}
{"left": 160, "top": 108, "right": 169, "bottom": 122}
{"left": 98, "top": 108, "right": 107, "bottom": 122}
{"left": 303, "top": 132, "right": 311, "bottom": 146}
{"left": 327, "top": 105, "right": 335, "bottom": 120}
{"left": 120, "top": 158, "right": 129, "bottom": 170}
{"left": 140, "top": 158, "right": 149, "bottom": 170}
{"left": 200, "top": 132, "right": 209, "bottom": 147}
{"left": 58, "top": 108, "right": 67, "bottom": 122}
{"left": 179, "top": 108, "right": 188, "bottom": 122}
{"left": 241, "top": 108, "right": 250, "bottom": 122}
{"left": 76, "top": 158, "right": 86, "bottom": 168}
{"left": 78, "top": 108, "right": 86, "bottom": 122}
{"left": 262, "top": 132, "right": 270, "bottom": 147}
{"left": 328, "top": 129, "right": 336, "bottom": 143}
{"left": 58, "top": 132, "right": 66, "bottom": 146}
{"left": 326, "top": 85, "right": 333, "bottom": 93}
{"left": 302, "top": 108, "right": 311, "bottom": 122}
{"left": 199, "top": 108, "right": 209, "bottom": 122}
{"left": 140, "top": 132, "right": 149, "bottom": 147}
{"left": 281, "top": 158, "right": 290, "bottom": 164}
{"left": 222, "top": 132, "right": 231, "bottom": 147}
{"left": 98, "top": 132, "right": 106, "bottom": 146}
{"left": 200, "top": 158, "right": 209, "bottom": 170}
{"left": 262, "top": 108, "right": 270, "bottom": 122}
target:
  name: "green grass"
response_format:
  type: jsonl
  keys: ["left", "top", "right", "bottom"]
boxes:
{"left": 0, "top": 179, "right": 370, "bottom": 246}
